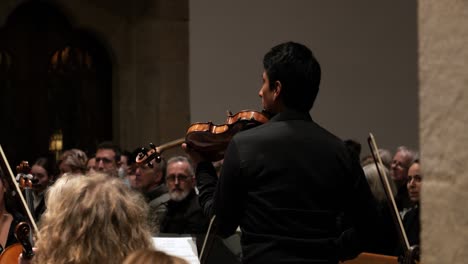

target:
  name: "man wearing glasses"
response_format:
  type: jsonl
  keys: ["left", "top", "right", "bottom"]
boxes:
{"left": 95, "top": 141, "right": 122, "bottom": 178}
{"left": 160, "top": 156, "right": 209, "bottom": 235}
{"left": 133, "top": 155, "right": 169, "bottom": 235}
{"left": 391, "top": 146, "right": 418, "bottom": 216}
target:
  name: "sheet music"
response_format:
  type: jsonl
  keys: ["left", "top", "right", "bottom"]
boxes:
{"left": 152, "top": 236, "right": 200, "bottom": 264}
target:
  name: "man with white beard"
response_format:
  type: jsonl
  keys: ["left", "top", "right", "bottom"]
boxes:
{"left": 160, "top": 156, "right": 209, "bottom": 235}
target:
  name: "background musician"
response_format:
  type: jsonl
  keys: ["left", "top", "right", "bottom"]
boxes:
{"left": 0, "top": 167, "right": 25, "bottom": 252}
{"left": 19, "top": 172, "right": 154, "bottom": 264}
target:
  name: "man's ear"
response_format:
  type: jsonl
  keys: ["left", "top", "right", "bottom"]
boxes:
{"left": 273, "top": 80, "right": 282, "bottom": 100}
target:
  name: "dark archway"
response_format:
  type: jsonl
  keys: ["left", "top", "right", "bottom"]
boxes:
{"left": 0, "top": 0, "right": 112, "bottom": 167}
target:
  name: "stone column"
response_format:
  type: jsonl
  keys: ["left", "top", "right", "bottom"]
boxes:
{"left": 419, "top": 1, "right": 468, "bottom": 262}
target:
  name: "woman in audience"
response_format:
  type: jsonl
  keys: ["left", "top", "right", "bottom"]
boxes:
{"left": 57, "top": 149, "right": 88, "bottom": 176}
{"left": 19, "top": 172, "right": 154, "bottom": 264}
{"left": 30, "top": 157, "right": 55, "bottom": 221}
{"left": 403, "top": 159, "right": 421, "bottom": 247}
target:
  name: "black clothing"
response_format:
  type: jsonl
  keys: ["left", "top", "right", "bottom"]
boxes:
{"left": 196, "top": 109, "right": 381, "bottom": 264}
{"left": 34, "top": 195, "right": 46, "bottom": 222}
{"left": 371, "top": 202, "right": 399, "bottom": 256}
{"left": 395, "top": 184, "right": 412, "bottom": 213}
{"left": 160, "top": 189, "right": 209, "bottom": 235}
{"left": 145, "top": 184, "right": 170, "bottom": 235}
{"left": 403, "top": 205, "right": 420, "bottom": 247}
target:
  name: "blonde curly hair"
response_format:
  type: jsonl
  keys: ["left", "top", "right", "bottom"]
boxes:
{"left": 34, "top": 172, "right": 153, "bottom": 264}
{"left": 58, "top": 148, "right": 88, "bottom": 175}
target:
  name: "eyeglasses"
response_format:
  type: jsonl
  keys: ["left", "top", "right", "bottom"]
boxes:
{"left": 95, "top": 157, "right": 113, "bottom": 164}
{"left": 391, "top": 160, "right": 409, "bottom": 169}
{"left": 166, "top": 174, "right": 190, "bottom": 183}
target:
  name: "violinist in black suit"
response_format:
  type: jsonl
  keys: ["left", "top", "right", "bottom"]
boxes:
{"left": 184, "top": 42, "right": 381, "bottom": 263}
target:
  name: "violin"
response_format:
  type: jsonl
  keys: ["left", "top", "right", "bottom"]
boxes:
{"left": 0, "top": 146, "right": 38, "bottom": 264}
{"left": 136, "top": 110, "right": 270, "bottom": 166}
{"left": 0, "top": 223, "right": 34, "bottom": 264}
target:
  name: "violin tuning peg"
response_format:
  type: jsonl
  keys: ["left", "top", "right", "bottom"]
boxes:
{"left": 149, "top": 143, "right": 156, "bottom": 149}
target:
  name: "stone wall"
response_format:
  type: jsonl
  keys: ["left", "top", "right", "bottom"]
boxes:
{"left": 0, "top": 0, "right": 189, "bottom": 155}
{"left": 419, "top": 0, "right": 468, "bottom": 262}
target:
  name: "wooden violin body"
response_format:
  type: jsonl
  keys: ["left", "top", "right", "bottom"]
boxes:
{"left": 136, "top": 110, "right": 269, "bottom": 166}
{"left": 0, "top": 244, "right": 22, "bottom": 264}
{"left": 0, "top": 222, "right": 34, "bottom": 264}
{"left": 185, "top": 110, "right": 269, "bottom": 161}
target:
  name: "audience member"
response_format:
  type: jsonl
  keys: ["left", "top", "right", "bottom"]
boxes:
{"left": 120, "top": 150, "right": 131, "bottom": 179}
{"left": 379, "top": 149, "right": 393, "bottom": 170}
{"left": 30, "top": 157, "right": 55, "bottom": 221}
{"left": 403, "top": 159, "right": 421, "bottom": 247}
{"left": 391, "top": 146, "right": 418, "bottom": 215}
{"left": 95, "top": 141, "right": 121, "bottom": 177}
{"left": 360, "top": 149, "right": 392, "bottom": 170}
{"left": 20, "top": 172, "right": 153, "bottom": 264}
{"left": 134, "top": 156, "right": 170, "bottom": 235}
{"left": 160, "top": 156, "right": 209, "bottom": 235}
{"left": 57, "top": 149, "right": 88, "bottom": 176}
{"left": 86, "top": 156, "right": 96, "bottom": 174}
{"left": 123, "top": 249, "right": 188, "bottom": 264}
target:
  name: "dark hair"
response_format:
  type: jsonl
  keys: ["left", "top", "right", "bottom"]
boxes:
{"left": 34, "top": 157, "right": 57, "bottom": 178}
{"left": 121, "top": 150, "right": 133, "bottom": 165}
{"left": 96, "top": 141, "right": 121, "bottom": 162}
{"left": 263, "top": 41, "right": 321, "bottom": 112}
{"left": 344, "top": 139, "right": 362, "bottom": 162}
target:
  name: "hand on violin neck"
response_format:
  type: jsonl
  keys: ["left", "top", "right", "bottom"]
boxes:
{"left": 182, "top": 143, "right": 206, "bottom": 165}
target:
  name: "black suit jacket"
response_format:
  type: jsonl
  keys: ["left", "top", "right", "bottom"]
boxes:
{"left": 160, "top": 189, "right": 209, "bottom": 235}
{"left": 197, "top": 109, "right": 380, "bottom": 264}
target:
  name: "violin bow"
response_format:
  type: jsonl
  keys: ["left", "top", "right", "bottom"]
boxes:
{"left": 199, "top": 215, "right": 217, "bottom": 264}
{"left": 0, "top": 145, "right": 39, "bottom": 233}
{"left": 367, "top": 133, "right": 410, "bottom": 251}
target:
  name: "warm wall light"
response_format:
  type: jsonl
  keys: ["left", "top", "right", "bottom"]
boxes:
{"left": 49, "top": 130, "right": 63, "bottom": 160}
{"left": 50, "top": 46, "right": 93, "bottom": 73}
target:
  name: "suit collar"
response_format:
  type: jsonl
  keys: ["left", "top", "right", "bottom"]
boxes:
{"left": 270, "top": 109, "right": 312, "bottom": 122}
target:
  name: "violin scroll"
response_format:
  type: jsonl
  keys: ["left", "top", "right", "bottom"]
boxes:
{"left": 15, "top": 161, "right": 34, "bottom": 187}
{"left": 136, "top": 143, "right": 161, "bottom": 168}
{"left": 15, "top": 222, "right": 34, "bottom": 260}
{"left": 136, "top": 138, "right": 186, "bottom": 167}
